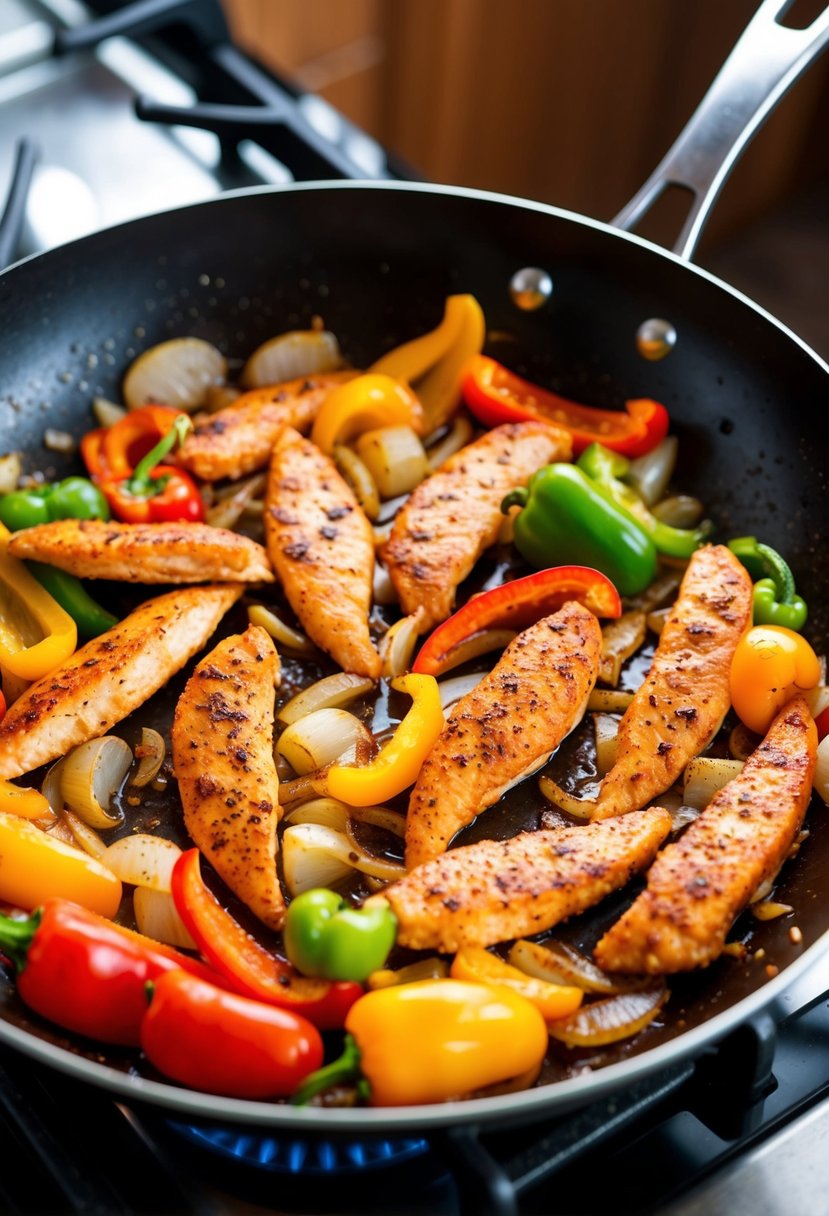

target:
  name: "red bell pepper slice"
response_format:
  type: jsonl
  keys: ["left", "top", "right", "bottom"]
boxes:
{"left": 171, "top": 850, "right": 362, "bottom": 1030}
{"left": 412, "top": 565, "right": 622, "bottom": 676}
{"left": 461, "top": 355, "right": 669, "bottom": 458}
{"left": 816, "top": 704, "right": 829, "bottom": 742}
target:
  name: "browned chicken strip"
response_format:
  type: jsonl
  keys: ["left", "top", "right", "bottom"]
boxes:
{"left": 405, "top": 602, "right": 602, "bottom": 869}
{"left": 381, "top": 808, "right": 672, "bottom": 952}
{"left": 383, "top": 422, "right": 572, "bottom": 631}
{"left": 264, "top": 427, "right": 380, "bottom": 678}
{"left": 172, "top": 625, "right": 284, "bottom": 931}
{"left": 593, "top": 545, "right": 752, "bottom": 820}
{"left": 0, "top": 585, "right": 242, "bottom": 779}
{"left": 8, "top": 519, "right": 273, "bottom": 584}
{"left": 594, "top": 697, "right": 817, "bottom": 974}
{"left": 178, "top": 371, "right": 355, "bottom": 481}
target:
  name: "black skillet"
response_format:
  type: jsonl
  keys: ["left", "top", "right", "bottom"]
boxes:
{"left": 0, "top": 0, "right": 827, "bottom": 1133}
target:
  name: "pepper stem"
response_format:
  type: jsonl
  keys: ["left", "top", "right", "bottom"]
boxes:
{"left": 501, "top": 487, "right": 529, "bottom": 514}
{"left": 0, "top": 908, "right": 41, "bottom": 972}
{"left": 127, "top": 415, "right": 192, "bottom": 497}
{"left": 290, "top": 1033, "right": 364, "bottom": 1105}
{"left": 754, "top": 542, "right": 796, "bottom": 605}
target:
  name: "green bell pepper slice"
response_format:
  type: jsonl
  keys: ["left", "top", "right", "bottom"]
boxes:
{"left": 283, "top": 888, "right": 397, "bottom": 984}
{"left": 728, "top": 537, "right": 808, "bottom": 631}
{"left": 0, "top": 489, "right": 51, "bottom": 531}
{"left": 577, "top": 443, "right": 709, "bottom": 559}
{"left": 0, "top": 477, "right": 109, "bottom": 532}
{"left": 27, "top": 562, "right": 117, "bottom": 640}
{"left": 502, "top": 462, "right": 657, "bottom": 597}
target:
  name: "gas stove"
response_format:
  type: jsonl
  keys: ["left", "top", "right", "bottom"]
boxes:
{"left": 1, "top": 4, "right": 829, "bottom": 1214}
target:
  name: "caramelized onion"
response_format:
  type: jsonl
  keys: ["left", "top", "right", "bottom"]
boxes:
{"left": 436, "top": 672, "right": 484, "bottom": 710}
{"left": 59, "top": 736, "right": 131, "bottom": 829}
{"left": 131, "top": 727, "right": 166, "bottom": 788}
{"left": 683, "top": 757, "right": 744, "bottom": 810}
{"left": 368, "top": 957, "right": 450, "bottom": 989}
{"left": 379, "top": 612, "right": 422, "bottom": 678}
{"left": 508, "top": 939, "right": 644, "bottom": 996}
{"left": 278, "top": 673, "right": 375, "bottom": 726}
{"left": 284, "top": 798, "right": 350, "bottom": 831}
{"left": 277, "top": 709, "right": 372, "bottom": 776}
{"left": 425, "top": 415, "right": 473, "bottom": 470}
{"left": 61, "top": 810, "right": 108, "bottom": 861}
{"left": 599, "top": 611, "right": 646, "bottom": 687}
{"left": 587, "top": 689, "right": 634, "bottom": 713}
{"left": 333, "top": 444, "right": 381, "bottom": 520}
{"left": 593, "top": 713, "right": 619, "bottom": 776}
{"left": 752, "top": 900, "right": 794, "bottom": 921}
{"left": 428, "top": 628, "right": 516, "bottom": 677}
{"left": 546, "top": 985, "right": 667, "bottom": 1046}
{"left": 538, "top": 776, "right": 597, "bottom": 819}
{"left": 247, "top": 603, "right": 314, "bottom": 655}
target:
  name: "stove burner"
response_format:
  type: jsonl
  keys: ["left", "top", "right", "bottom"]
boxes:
{"left": 168, "top": 1121, "right": 429, "bottom": 1175}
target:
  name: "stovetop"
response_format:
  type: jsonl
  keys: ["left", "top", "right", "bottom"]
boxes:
{"left": 1, "top": 3, "right": 828, "bottom": 1213}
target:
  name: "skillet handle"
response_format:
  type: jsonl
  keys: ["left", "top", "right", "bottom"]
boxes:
{"left": 0, "top": 139, "right": 39, "bottom": 272}
{"left": 612, "top": 0, "right": 829, "bottom": 261}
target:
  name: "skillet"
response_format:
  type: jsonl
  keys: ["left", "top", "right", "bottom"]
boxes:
{"left": 0, "top": 0, "right": 827, "bottom": 1132}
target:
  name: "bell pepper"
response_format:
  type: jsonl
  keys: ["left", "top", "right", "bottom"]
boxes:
{"left": 0, "top": 898, "right": 228, "bottom": 1046}
{"left": 370, "top": 295, "right": 486, "bottom": 432}
{"left": 0, "top": 688, "right": 5, "bottom": 723}
{"left": 577, "top": 443, "right": 709, "bottom": 559}
{"left": 310, "top": 374, "right": 423, "bottom": 455}
{"left": 25, "top": 563, "right": 117, "bottom": 640}
{"left": 0, "top": 476, "right": 110, "bottom": 532}
{"left": 171, "top": 849, "right": 362, "bottom": 1030}
{"left": 283, "top": 888, "right": 397, "bottom": 983}
{"left": 502, "top": 464, "right": 658, "bottom": 597}
{"left": 82, "top": 408, "right": 205, "bottom": 524}
{"left": 0, "top": 779, "right": 49, "bottom": 820}
{"left": 412, "top": 565, "right": 621, "bottom": 676}
{"left": 326, "top": 673, "right": 444, "bottom": 806}
{"left": 462, "top": 355, "right": 670, "bottom": 458}
{"left": 0, "top": 522, "right": 77, "bottom": 681}
{"left": 728, "top": 537, "right": 808, "bottom": 632}
{"left": 0, "top": 811, "right": 122, "bottom": 917}
{"left": 450, "top": 946, "right": 583, "bottom": 1022}
{"left": 293, "top": 978, "right": 549, "bottom": 1107}
{"left": 141, "top": 970, "right": 324, "bottom": 1098}
{"left": 730, "top": 625, "right": 821, "bottom": 735}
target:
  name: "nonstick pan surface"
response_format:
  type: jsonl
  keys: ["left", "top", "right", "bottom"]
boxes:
{"left": 0, "top": 181, "right": 827, "bottom": 1131}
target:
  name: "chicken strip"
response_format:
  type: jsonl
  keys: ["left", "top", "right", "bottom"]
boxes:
{"left": 178, "top": 371, "right": 355, "bottom": 481}
{"left": 8, "top": 519, "right": 273, "bottom": 584}
{"left": 593, "top": 545, "right": 752, "bottom": 820}
{"left": 384, "top": 422, "right": 572, "bottom": 631}
{"left": 264, "top": 427, "right": 380, "bottom": 678}
{"left": 0, "top": 585, "right": 241, "bottom": 779}
{"left": 595, "top": 697, "right": 817, "bottom": 974}
{"left": 405, "top": 602, "right": 602, "bottom": 869}
{"left": 172, "top": 625, "right": 284, "bottom": 931}
{"left": 379, "top": 808, "right": 671, "bottom": 952}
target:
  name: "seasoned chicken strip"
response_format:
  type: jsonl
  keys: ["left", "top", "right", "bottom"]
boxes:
{"left": 384, "top": 422, "right": 572, "bottom": 631}
{"left": 172, "top": 625, "right": 284, "bottom": 931}
{"left": 593, "top": 545, "right": 752, "bottom": 820}
{"left": 380, "top": 808, "right": 671, "bottom": 952}
{"left": 178, "top": 371, "right": 355, "bottom": 481}
{"left": 8, "top": 519, "right": 273, "bottom": 584}
{"left": 265, "top": 427, "right": 380, "bottom": 678}
{"left": 405, "top": 602, "right": 602, "bottom": 869}
{"left": 594, "top": 697, "right": 817, "bottom": 974}
{"left": 0, "top": 585, "right": 241, "bottom": 779}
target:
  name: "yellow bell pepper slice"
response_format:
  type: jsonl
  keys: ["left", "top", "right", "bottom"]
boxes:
{"left": 310, "top": 374, "right": 423, "bottom": 455}
{"left": 0, "top": 780, "right": 51, "bottom": 820}
{"left": 730, "top": 624, "right": 820, "bottom": 735}
{"left": 370, "top": 294, "right": 485, "bottom": 432}
{"left": 0, "top": 523, "right": 77, "bottom": 681}
{"left": 0, "top": 810, "right": 122, "bottom": 916}
{"left": 326, "top": 673, "right": 444, "bottom": 806}
{"left": 450, "top": 945, "right": 584, "bottom": 1022}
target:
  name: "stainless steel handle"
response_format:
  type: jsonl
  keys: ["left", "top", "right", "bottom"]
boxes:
{"left": 612, "top": 0, "right": 829, "bottom": 261}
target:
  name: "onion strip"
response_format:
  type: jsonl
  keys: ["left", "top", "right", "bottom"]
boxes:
{"left": 278, "top": 673, "right": 375, "bottom": 725}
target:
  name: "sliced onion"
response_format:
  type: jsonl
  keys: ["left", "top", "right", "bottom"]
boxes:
{"left": 538, "top": 775, "right": 597, "bottom": 819}
{"left": 436, "top": 672, "right": 485, "bottom": 710}
{"left": 60, "top": 736, "right": 132, "bottom": 829}
{"left": 683, "top": 757, "right": 744, "bottom": 809}
{"left": 206, "top": 472, "right": 267, "bottom": 530}
{"left": 375, "top": 492, "right": 410, "bottom": 525}
{"left": 627, "top": 436, "right": 678, "bottom": 506}
{"left": 815, "top": 735, "right": 829, "bottom": 806}
{"left": 41, "top": 758, "right": 66, "bottom": 815}
{"left": 123, "top": 337, "right": 227, "bottom": 412}
{"left": 241, "top": 330, "right": 341, "bottom": 388}
{"left": 61, "top": 809, "right": 109, "bottom": 861}
{"left": 652, "top": 494, "right": 705, "bottom": 528}
{"left": 282, "top": 823, "right": 356, "bottom": 895}
{"left": 372, "top": 519, "right": 395, "bottom": 547}
{"left": 587, "top": 689, "right": 634, "bottom": 713}
{"left": 593, "top": 712, "right": 619, "bottom": 776}
{"left": 333, "top": 444, "right": 380, "bottom": 520}
{"left": 104, "top": 834, "right": 183, "bottom": 892}
{"left": 278, "top": 673, "right": 375, "bottom": 726}
{"left": 0, "top": 452, "right": 21, "bottom": 495}
{"left": 508, "top": 939, "right": 643, "bottom": 995}
{"left": 373, "top": 562, "right": 397, "bottom": 605}
{"left": 43, "top": 429, "right": 75, "bottom": 454}
{"left": 277, "top": 708, "right": 372, "bottom": 776}
{"left": 546, "top": 985, "right": 667, "bottom": 1046}
{"left": 429, "top": 628, "right": 517, "bottom": 677}
{"left": 131, "top": 727, "right": 166, "bottom": 788}
{"left": 284, "top": 797, "right": 351, "bottom": 831}
{"left": 805, "top": 683, "right": 829, "bottom": 721}
{"left": 425, "top": 415, "right": 473, "bottom": 470}
{"left": 626, "top": 570, "right": 681, "bottom": 613}
{"left": 599, "top": 611, "right": 646, "bottom": 687}
{"left": 278, "top": 773, "right": 328, "bottom": 807}
{"left": 203, "top": 383, "right": 241, "bottom": 412}
{"left": 729, "top": 722, "right": 759, "bottom": 761}
{"left": 133, "top": 886, "right": 198, "bottom": 949}
{"left": 669, "top": 803, "right": 701, "bottom": 832}
{"left": 247, "top": 603, "right": 314, "bottom": 654}
{"left": 92, "top": 396, "right": 127, "bottom": 427}
{"left": 646, "top": 606, "right": 672, "bottom": 635}
{"left": 355, "top": 426, "right": 428, "bottom": 498}
{"left": 752, "top": 900, "right": 794, "bottom": 921}
{"left": 349, "top": 804, "right": 406, "bottom": 837}
{"left": 379, "top": 612, "right": 423, "bottom": 678}
{"left": 368, "top": 957, "right": 449, "bottom": 989}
